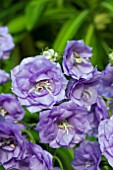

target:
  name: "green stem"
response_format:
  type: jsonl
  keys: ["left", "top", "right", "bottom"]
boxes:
{"left": 0, "top": 85, "right": 3, "bottom": 93}
{"left": 22, "top": 129, "right": 36, "bottom": 144}
{"left": 53, "top": 155, "right": 64, "bottom": 170}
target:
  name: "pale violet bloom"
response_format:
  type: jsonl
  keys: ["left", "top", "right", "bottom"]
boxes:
{"left": 0, "top": 94, "right": 25, "bottom": 121}
{"left": 98, "top": 116, "right": 113, "bottom": 168}
{"left": 67, "top": 69, "right": 101, "bottom": 108}
{"left": 11, "top": 56, "right": 68, "bottom": 113}
{"left": 0, "top": 26, "right": 14, "bottom": 60}
{"left": 99, "top": 64, "right": 113, "bottom": 98}
{"left": 72, "top": 140, "right": 101, "bottom": 170}
{"left": 36, "top": 101, "right": 90, "bottom": 148}
{"left": 62, "top": 40, "right": 94, "bottom": 80}
{"left": 0, "top": 121, "right": 27, "bottom": 169}
{"left": 0, "top": 69, "right": 10, "bottom": 85}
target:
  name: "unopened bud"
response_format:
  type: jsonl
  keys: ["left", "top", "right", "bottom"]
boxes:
{"left": 43, "top": 49, "right": 59, "bottom": 62}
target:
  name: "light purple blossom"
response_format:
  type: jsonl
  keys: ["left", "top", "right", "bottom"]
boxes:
{"left": 0, "top": 69, "right": 10, "bottom": 85}
{"left": 67, "top": 69, "right": 101, "bottom": 108}
{"left": 88, "top": 96, "right": 109, "bottom": 137}
{"left": 0, "top": 94, "right": 25, "bottom": 121}
{"left": 0, "top": 121, "right": 27, "bottom": 169}
{"left": 98, "top": 64, "right": 113, "bottom": 98}
{"left": 11, "top": 56, "right": 68, "bottom": 113}
{"left": 72, "top": 140, "right": 101, "bottom": 170}
{"left": 98, "top": 116, "right": 113, "bottom": 167}
{"left": 62, "top": 40, "right": 94, "bottom": 80}
{"left": 36, "top": 101, "right": 90, "bottom": 148}
{"left": 0, "top": 26, "right": 14, "bottom": 60}
{"left": 20, "top": 142, "right": 60, "bottom": 170}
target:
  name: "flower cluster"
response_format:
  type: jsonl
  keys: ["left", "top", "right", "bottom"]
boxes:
{"left": 1, "top": 26, "right": 113, "bottom": 170}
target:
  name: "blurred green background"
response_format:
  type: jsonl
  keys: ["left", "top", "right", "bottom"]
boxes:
{"left": 1, "top": 0, "right": 113, "bottom": 70}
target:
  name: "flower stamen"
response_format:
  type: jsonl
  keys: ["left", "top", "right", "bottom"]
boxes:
{"left": 73, "top": 52, "right": 88, "bottom": 64}
{"left": 82, "top": 89, "right": 92, "bottom": 99}
{"left": 0, "top": 138, "right": 15, "bottom": 147}
{"left": 0, "top": 107, "right": 7, "bottom": 116}
{"left": 35, "top": 80, "right": 53, "bottom": 96}
{"left": 85, "top": 164, "right": 91, "bottom": 168}
{"left": 58, "top": 120, "right": 74, "bottom": 135}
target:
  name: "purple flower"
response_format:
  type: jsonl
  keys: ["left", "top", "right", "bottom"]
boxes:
{"left": 0, "top": 94, "right": 25, "bottom": 121}
{"left": 88, "top": 96, "right": 109, "bottom": 137}
{"left": 98, "top": 116, "right": 113, "bottom": 167}
{"left": 0, "top": 26, "right": 14, "bottom": 60}
{"left": 11, "top": 56, "right": 68, "bottom": 113}
{"left": 62, "top": 40, "right": 94, "bottom": 80}
{"left": 0, "top": 114, "right": 5, "bottom": 122}
{"left": 72, "top": 140, "right": 101, "bottom": 170}
{"left": 0, "top": 69, "right": 10, "bottom": 85}
{"left": 98, "top": 64, "right": 113, "bottom": 98}
{"left": 0, "top": 121, "right": 27, "bottom": 169}
{"left": 36, "top": 101, "right": 90, "bottom": 148}
{"left": 67, "top": 69, "right": 101, "bottom": 108}
{"left": 21, "top": 142, "right": 60, "bottom": 170}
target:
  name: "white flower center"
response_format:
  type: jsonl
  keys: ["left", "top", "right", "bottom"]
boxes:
{"left": 35, "top": 80, "right": 53, "bottom": 95}
{"left": 82, "top": 89, "right": 92, "bottom": 99}
{"left": 0, "top": 138, "right": 15, "bottom": 148}
{"left": 0, "top": 107, "right": 7, "bottom": 116}
{"left": 73, "top": 52, "right": 88, "bottom": 64}
{"left": 58, "top": 120, "right": 74, "bottom": 135}
{"left": 85, "top": 164, "right": 91, "bottom": 168}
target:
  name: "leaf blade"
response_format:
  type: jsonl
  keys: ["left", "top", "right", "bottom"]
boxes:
{"left": 53, "top": 10, "right": 88, "bottom": 51}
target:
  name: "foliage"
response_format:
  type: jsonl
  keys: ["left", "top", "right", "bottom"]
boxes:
{"left": 0, "top": 0, "right": 113, "bottom": 70}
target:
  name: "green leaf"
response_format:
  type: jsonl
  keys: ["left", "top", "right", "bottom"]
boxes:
{"left": 90, "top": 32, "right": 108, "bottom": 70}
{"left": 101, "top": 1, "right": 113, "bottom": 12}
{"left": 85, "top": 24, "right": 94, "bottom": 45}
{"left": 40, "top": 8, "right": 76, "bottom": 25}
{"left": 7, "top": 15, "right": 26, "bottom": 34}
{"left": 0, "top": 2, "right": 25, "bottom": 21}
{"left": 70, "top": 0, "right": 87, "bottom": 8}
{"left": 0, "top": 166, "right": 4, "bottom": 170}
{"left": 53, "top": 10, "right": 88, "bottom": 51}
{"left": 25, "top": 0, "right": 49, "bottom": 31}
{"left": 56, "top": 147, "right": 74, "bottom": 170}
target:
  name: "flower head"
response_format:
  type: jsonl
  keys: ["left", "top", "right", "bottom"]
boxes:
{"left": 43, "top": 48, "right": 59, "bottom": 61}
{"left": 87, "top": 96, "right": 109, "bottom": 137}
{"left": 0, "top": 94, "right": 25, "bottom": 121}
{"left": 20, "top": 142, "right": 60, "bottom": 170}
{"left": 98, "top": 116, "right": 113, "bottom": 167}
{"left": 99, "top": 64, "right": 113, "bottom": 98}
{"left": 0, "top": 121, "right": 27, "bottom": 169}
{"left": 36, "top": 101, "right": 90, "bottom": 148}
{"left": 67, "top": 69, "right": 101, "bottom": 108}
{"left": 0, "top": 26, "right": 14, "bottom": 60}
{"left": 11, "top": 56, "right": 68, "bottom": 113}
{"left": 63, "top": 40, "right": 94, "bottom": 80}
{"left": 0, "top": 69, "right": 10, "bottom": 85}
{"left": 72, "top": 140, "right": 101, "bottom": 170}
